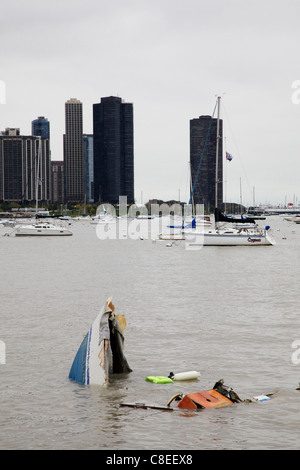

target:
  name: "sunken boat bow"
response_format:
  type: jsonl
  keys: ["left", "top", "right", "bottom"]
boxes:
{"left": 69, "top": 297, "right": 131, "bottom": 386}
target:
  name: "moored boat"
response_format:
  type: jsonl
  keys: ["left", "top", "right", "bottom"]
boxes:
{"left": 184, "top": 208, "right": 275, "bottom": 247}
{"left": 15, "top": 222, "right": 73, "bottom": 236}
{"left": 184, "top": 97, "right": 276, "bottom": 247}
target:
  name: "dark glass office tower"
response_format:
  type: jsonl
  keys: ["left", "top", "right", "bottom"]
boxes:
{"left": 83, "top": 134, "right": 94, "bottom": 203}
{"left": 64, "top": 99, "right": 83, "bottom": 203}
{"left": 32, "top": 116, "right": 50, "bottom": 139}
{"left": 190, "top": 115, "right": 223, "bottom": 211}
{"left": 51, "top": 161, "right": 64, "bottom": 203}
{"left": 93, "top": 96, "right": 134, "bottom": 204}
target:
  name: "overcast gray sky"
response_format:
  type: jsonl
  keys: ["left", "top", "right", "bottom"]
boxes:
{"left": 1, "top": 0, "right": 300, "bottom": 206}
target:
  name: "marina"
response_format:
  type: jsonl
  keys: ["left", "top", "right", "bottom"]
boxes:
{"left": 0, "top": 215, "right": 300, "bottom": 449}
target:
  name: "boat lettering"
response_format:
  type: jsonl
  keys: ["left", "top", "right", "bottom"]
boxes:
{"left": 247, "top": 237, "right": 262, "bottom": 243}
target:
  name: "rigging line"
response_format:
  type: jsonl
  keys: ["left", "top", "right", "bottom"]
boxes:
{"left": 188, "top": 99, "right": 218, "bottom": 209}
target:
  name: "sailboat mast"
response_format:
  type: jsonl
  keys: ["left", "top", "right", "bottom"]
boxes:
{"left": 189, "top": 161, "right": 194, "bottom": 214}
{"left": 35, "top": 137, "right": 41, "bottom": 215}
{"left": 215, "top": 96, "right": 221, "bottom": 208}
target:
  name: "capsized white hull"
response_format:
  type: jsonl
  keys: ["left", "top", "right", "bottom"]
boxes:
{"left": 184, "top": 227, "right": 276, "bottom": 246}
{"left": 69, "top": 297, "right": 131, "bottom": 386}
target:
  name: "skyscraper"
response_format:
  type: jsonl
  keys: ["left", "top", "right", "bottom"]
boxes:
{"left": 64, "top": 98, "right": 83, "bottom": 203}
{"left": 0, "top": 128, "right": 51, "bottom": 203}
{"left": 32, "top": 116, "right": 51, "bottom": 204}
{"left": 32, "top": 116, "right": 50, "bottom": 139}
{"left": 93, "top": 96, "right": 134, "bottom": 204}
{"left": 83, "top": 134, "right": 94, "bottom": 203}
{"left": 190, "top": 115, "right": 223, "bottom": 211}
{"left": 51, "top": 161, "right": 64, "bottom": 203}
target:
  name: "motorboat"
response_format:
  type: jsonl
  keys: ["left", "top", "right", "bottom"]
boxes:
{"left": 15, "top": 222, "right": 73, "bottom": 236}
{"left": 13, "top": 139, "right": 72, "bottom": 237}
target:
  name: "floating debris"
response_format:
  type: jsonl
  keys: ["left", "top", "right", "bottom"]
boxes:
{"left": 121, "top": 379, "right": 273, "bottom": 411}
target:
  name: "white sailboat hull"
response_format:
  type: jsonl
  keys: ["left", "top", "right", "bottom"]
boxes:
{"left": 184, "top": 228, "right": 276, "bottom": 246}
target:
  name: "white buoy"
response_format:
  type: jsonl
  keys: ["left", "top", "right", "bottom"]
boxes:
{"left": 169, "top": 370, "right": 200, "bottom": 381}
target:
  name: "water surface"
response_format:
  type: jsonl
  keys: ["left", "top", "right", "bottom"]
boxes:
{"left": 0, "top": 216, "right": 299, "bottom": 450}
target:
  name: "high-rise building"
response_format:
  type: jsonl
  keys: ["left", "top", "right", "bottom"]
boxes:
{"left": 0, "top": 128, "right": 51, "bottom": 203}
{"left": 190, "top": 115, "right": 223, "bottom": 211}
{"left": 32, "top": 116, "right": 50, "bottom": 139}
{"left": 83, "top": 134, "right": 94, "bottom": 203}
{"left": 93, "top": 96, "right": 134, "bottom": 204}
{"left": 32, "top": 116, "right": 52, "bottom": 203}
{"left": 51, "top": 161, "right": 64, "bottom": 204}
{"left": 64, "top": 98, "right": 83, "bottom": 203}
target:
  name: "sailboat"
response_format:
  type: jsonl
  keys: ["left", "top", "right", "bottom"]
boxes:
{"left": 15, "top": 138, "right": 73, "bottom": 237}
{"left": 183, "top": 96, "right": 276, "bottom": 247}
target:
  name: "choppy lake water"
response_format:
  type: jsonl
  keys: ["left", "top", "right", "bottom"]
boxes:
{"left": 1, "top": 215, "right": 300, "bottom": 450}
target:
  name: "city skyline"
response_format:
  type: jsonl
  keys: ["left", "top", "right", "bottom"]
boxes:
{"left": 2, "top": 86, "right": 300, "bottom": 207}
{"left": 1, "top": 91, "right": 300, "bottom": 209}
{"left": 1, "top": 1, "right": 300, "bottom": 207}
{"left": 0, "top": 95, "right": 135, "bottom": 206}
